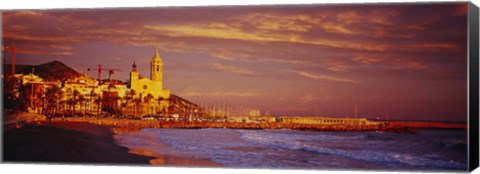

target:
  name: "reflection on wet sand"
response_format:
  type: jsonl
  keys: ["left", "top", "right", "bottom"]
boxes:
{"left": 128, "top": 149, "right": 222, "bottom": 167}
{"left": 112, "top": 127, "right": 222, "bottom": 167}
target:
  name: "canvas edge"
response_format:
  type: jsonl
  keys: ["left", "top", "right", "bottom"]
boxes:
{"left": 0, "top": 11, "right": 4, "bottom": 163}
{"left": 468, "top": 1, "right": 480, "bottom": 172}
{"left": 0, "top": 1, "right": 477, "bottom": 173}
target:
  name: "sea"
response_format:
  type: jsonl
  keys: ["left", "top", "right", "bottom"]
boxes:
{"left": 114, "top": 128, "right": 467, "bottom": 171}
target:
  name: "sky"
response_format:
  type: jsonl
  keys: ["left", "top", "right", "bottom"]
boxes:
{"left": 1, "top": 2, "right": 469, "bottom": 122}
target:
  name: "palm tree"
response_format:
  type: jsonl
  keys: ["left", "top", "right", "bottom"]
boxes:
{"left": 45, "top": 85, "right": 62, "bottom": 115}
{"left": 72, "top": 90, "right": 80, "bottom": 116}
{"left": 157, "top": 96, "right": 164, "bottom": 115}
{"left": 144, "top": 93, "right": 154, "bottom": 115}
{"left": 94, "top": 95, "right": 102, "bottom": 118}
{"left": 89, "top": 90, "right": 96, "bottom": 116}
{"left": 134, "top": 97, "right": 141, "bottom": 118}
{"left": 126, "top": 89, "right": 136, "bottom": 116}
{"left": 79, "top": 95, "right": 86, "bottom": 116}
{"left": 15, "top": 83, "right": 29, "bottom": 113}
{"left": 113, "top": 95, "right": 121, "bottom": 116}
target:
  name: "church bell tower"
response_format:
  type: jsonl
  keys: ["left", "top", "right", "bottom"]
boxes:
{"left": 151, "top": 49, "right": 163, "bottom": 82}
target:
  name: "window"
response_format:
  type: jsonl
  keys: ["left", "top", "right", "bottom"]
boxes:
{"left": 157, "top": 65, "right": 159, "bottom": 71}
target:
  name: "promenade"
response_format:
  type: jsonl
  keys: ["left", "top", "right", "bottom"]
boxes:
{"left": 3, "top": 112, "right": 46, "bottom": 130}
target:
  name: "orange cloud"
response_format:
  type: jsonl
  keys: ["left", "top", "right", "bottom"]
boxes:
{"left": 196, "top": 47, "right": 255, "bottom": 62}
{"left": 297, "top": 94, "right": 320, "bottom": 104}
{"left": 366, "top": 9, "right": 400, "bottom": 25}
{"left": 293, "top": 70, "right": 360, "bottom": 83}
{"left": 352, "top": 55, "right": 428, "bottom": 70}
{"left": 210, "top": 63, "right": 260, "bottom": 76}
{"left": 391, "top": 58, "right": 428, "bottom": 70}
{"left": 336, "top": 11, "right": 361, "bottom": 24}
{"left": 404, "top": 17, "right": 440, "bottom": 31}
{"left": 143, "top": 23, "right": 387, "bottom": 51}
{"left": 11, "top": 11, "right": 43, "bottom": 17}
{"left": 180, "top": 88, "right": 263, "bottom": 97}
{"left": 336, "top": 9, "right": 399, "bottom": 26}
{"left": 208, "top": 50, "right": 236, "bottom": 60}
{"left": 271, "top": 58, "right": 314, "bottom": 66}
{"left": 239, "top": 13, "right": 319, "bottom": 32}
{"left": 3, "top": 32, "right": 84, "bottom": 43}
{"left": 397, "top": 43, "right": 460, "bottom": 52}
{"left": 352, "top": 56, "right": 383, "bottom": 64}
{"left": 319, "top": 22, "right": 356, "bottom": 35}
{"left": 16, "top": 47, "right": 73, "bottom": 56}
{"left": 323, "top": 59, "right": 350, "bottom": 72}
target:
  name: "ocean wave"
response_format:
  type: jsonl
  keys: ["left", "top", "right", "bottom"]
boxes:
{"left": 237, "top": 129, "right": 368, "bottom": 141}
{"left": 239, "top": 130, "right": 467, "bottom": 170}
{"left": 424, "top": 140, "right": 467, "bottom": 152}
{"left": 115, "top": 128, "right": 467, "bottom": 170}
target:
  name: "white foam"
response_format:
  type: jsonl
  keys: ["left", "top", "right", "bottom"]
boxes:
{"left": 238, "top": 130, "right": 467, "bottom": 170}
{"left": 114, "top": 128, "right": 467, "bottom": 170}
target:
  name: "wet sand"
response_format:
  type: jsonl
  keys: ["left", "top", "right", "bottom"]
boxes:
{"left": 112, "top": 127, "right": 222, "bottom": 167}
{"left": 3, "top": 121, "right": 221, "bottom": 167}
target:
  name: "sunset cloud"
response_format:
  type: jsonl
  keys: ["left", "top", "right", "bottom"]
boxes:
{"left": 323, "top": 59, "right": 350, "bottom": 72}
{"left": 11, "top": 10, "right": 43, "bottom": 17}
{"left": 209, "top": 51, "right": 236, "bottom": 60}
{"left": 1, "top": 3, "right": 468, "bottom": 121}
{"left": 297, "top": 94, "right": 320, "bottom": 104}
{"left": 293, "top": 71, "right": 360, "bottom": 83}
{"left": 180, "top": 88, "right": 263, "bottom": 98}
{"left": 271, "top": 58, "right": 314, "bottom": 66}
{"left": 239, "top": 13, "right": 320, "bottom": 32}
{"left": 352, "top": 55, "right": 428, "bottom": 70}
{"left": 319, "top": 22, "right": 356, "bottom": 35}
{"left": 143, "top": 23, "right": 387, "bottom": 51}
{"left": 210, "top": 63, "right": 260, "bottom": 76}
{"left": 352, "top": 56, "right": 383, "bottom": 65}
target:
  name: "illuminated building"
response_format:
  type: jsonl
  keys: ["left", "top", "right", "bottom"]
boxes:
{"left": 128, "top": 50, "right": 171, "bottom": 116}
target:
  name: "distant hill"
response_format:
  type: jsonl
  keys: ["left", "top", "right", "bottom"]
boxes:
{"left": 14, "top": 60, "right": 82, "bottom": 81}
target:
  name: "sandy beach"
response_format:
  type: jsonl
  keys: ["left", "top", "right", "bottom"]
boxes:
{"left": 3, "top": 121, "right": 221, "bottom": 167}
{"left": 3, "top": 121, "right": 153, "bottom": 165}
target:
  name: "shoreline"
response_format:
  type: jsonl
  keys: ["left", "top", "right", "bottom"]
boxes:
{"left": 3, "top": 121, "right": 221, "bottom": 167}
{"left": 111, "top": 127, "right": 223, "bottom": 167}
{"left": 3, "top": 119, "right": 467, "bottom": 170}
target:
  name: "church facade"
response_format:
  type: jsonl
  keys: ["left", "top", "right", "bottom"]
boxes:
{"left": 128, "top": 50, "right": 171, "bottom": 116}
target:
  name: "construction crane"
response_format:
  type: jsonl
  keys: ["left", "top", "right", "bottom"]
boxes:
{"left": 87, "top": 64, "right": 122, "bottom": 81}
{"left": 3, "top": 44, "right": 16, "bottom": 75}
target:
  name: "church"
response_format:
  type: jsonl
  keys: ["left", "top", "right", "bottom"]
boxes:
{"left": 128, "top": 50, "right": 171, "bottom": 116}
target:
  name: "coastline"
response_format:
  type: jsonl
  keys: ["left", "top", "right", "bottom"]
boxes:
{"left": 112, "top": 127, "right": 223, "bottom": 167}
{"left": 3, "top": 121, "right": 221, "bottom": 167}
{"left": 4, "top": 118, "right": 467, "bottom": 169}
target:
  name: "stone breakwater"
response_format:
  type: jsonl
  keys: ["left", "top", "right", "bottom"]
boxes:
{"left": 52, "top": 117, "right": 419, "bottom": 134}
